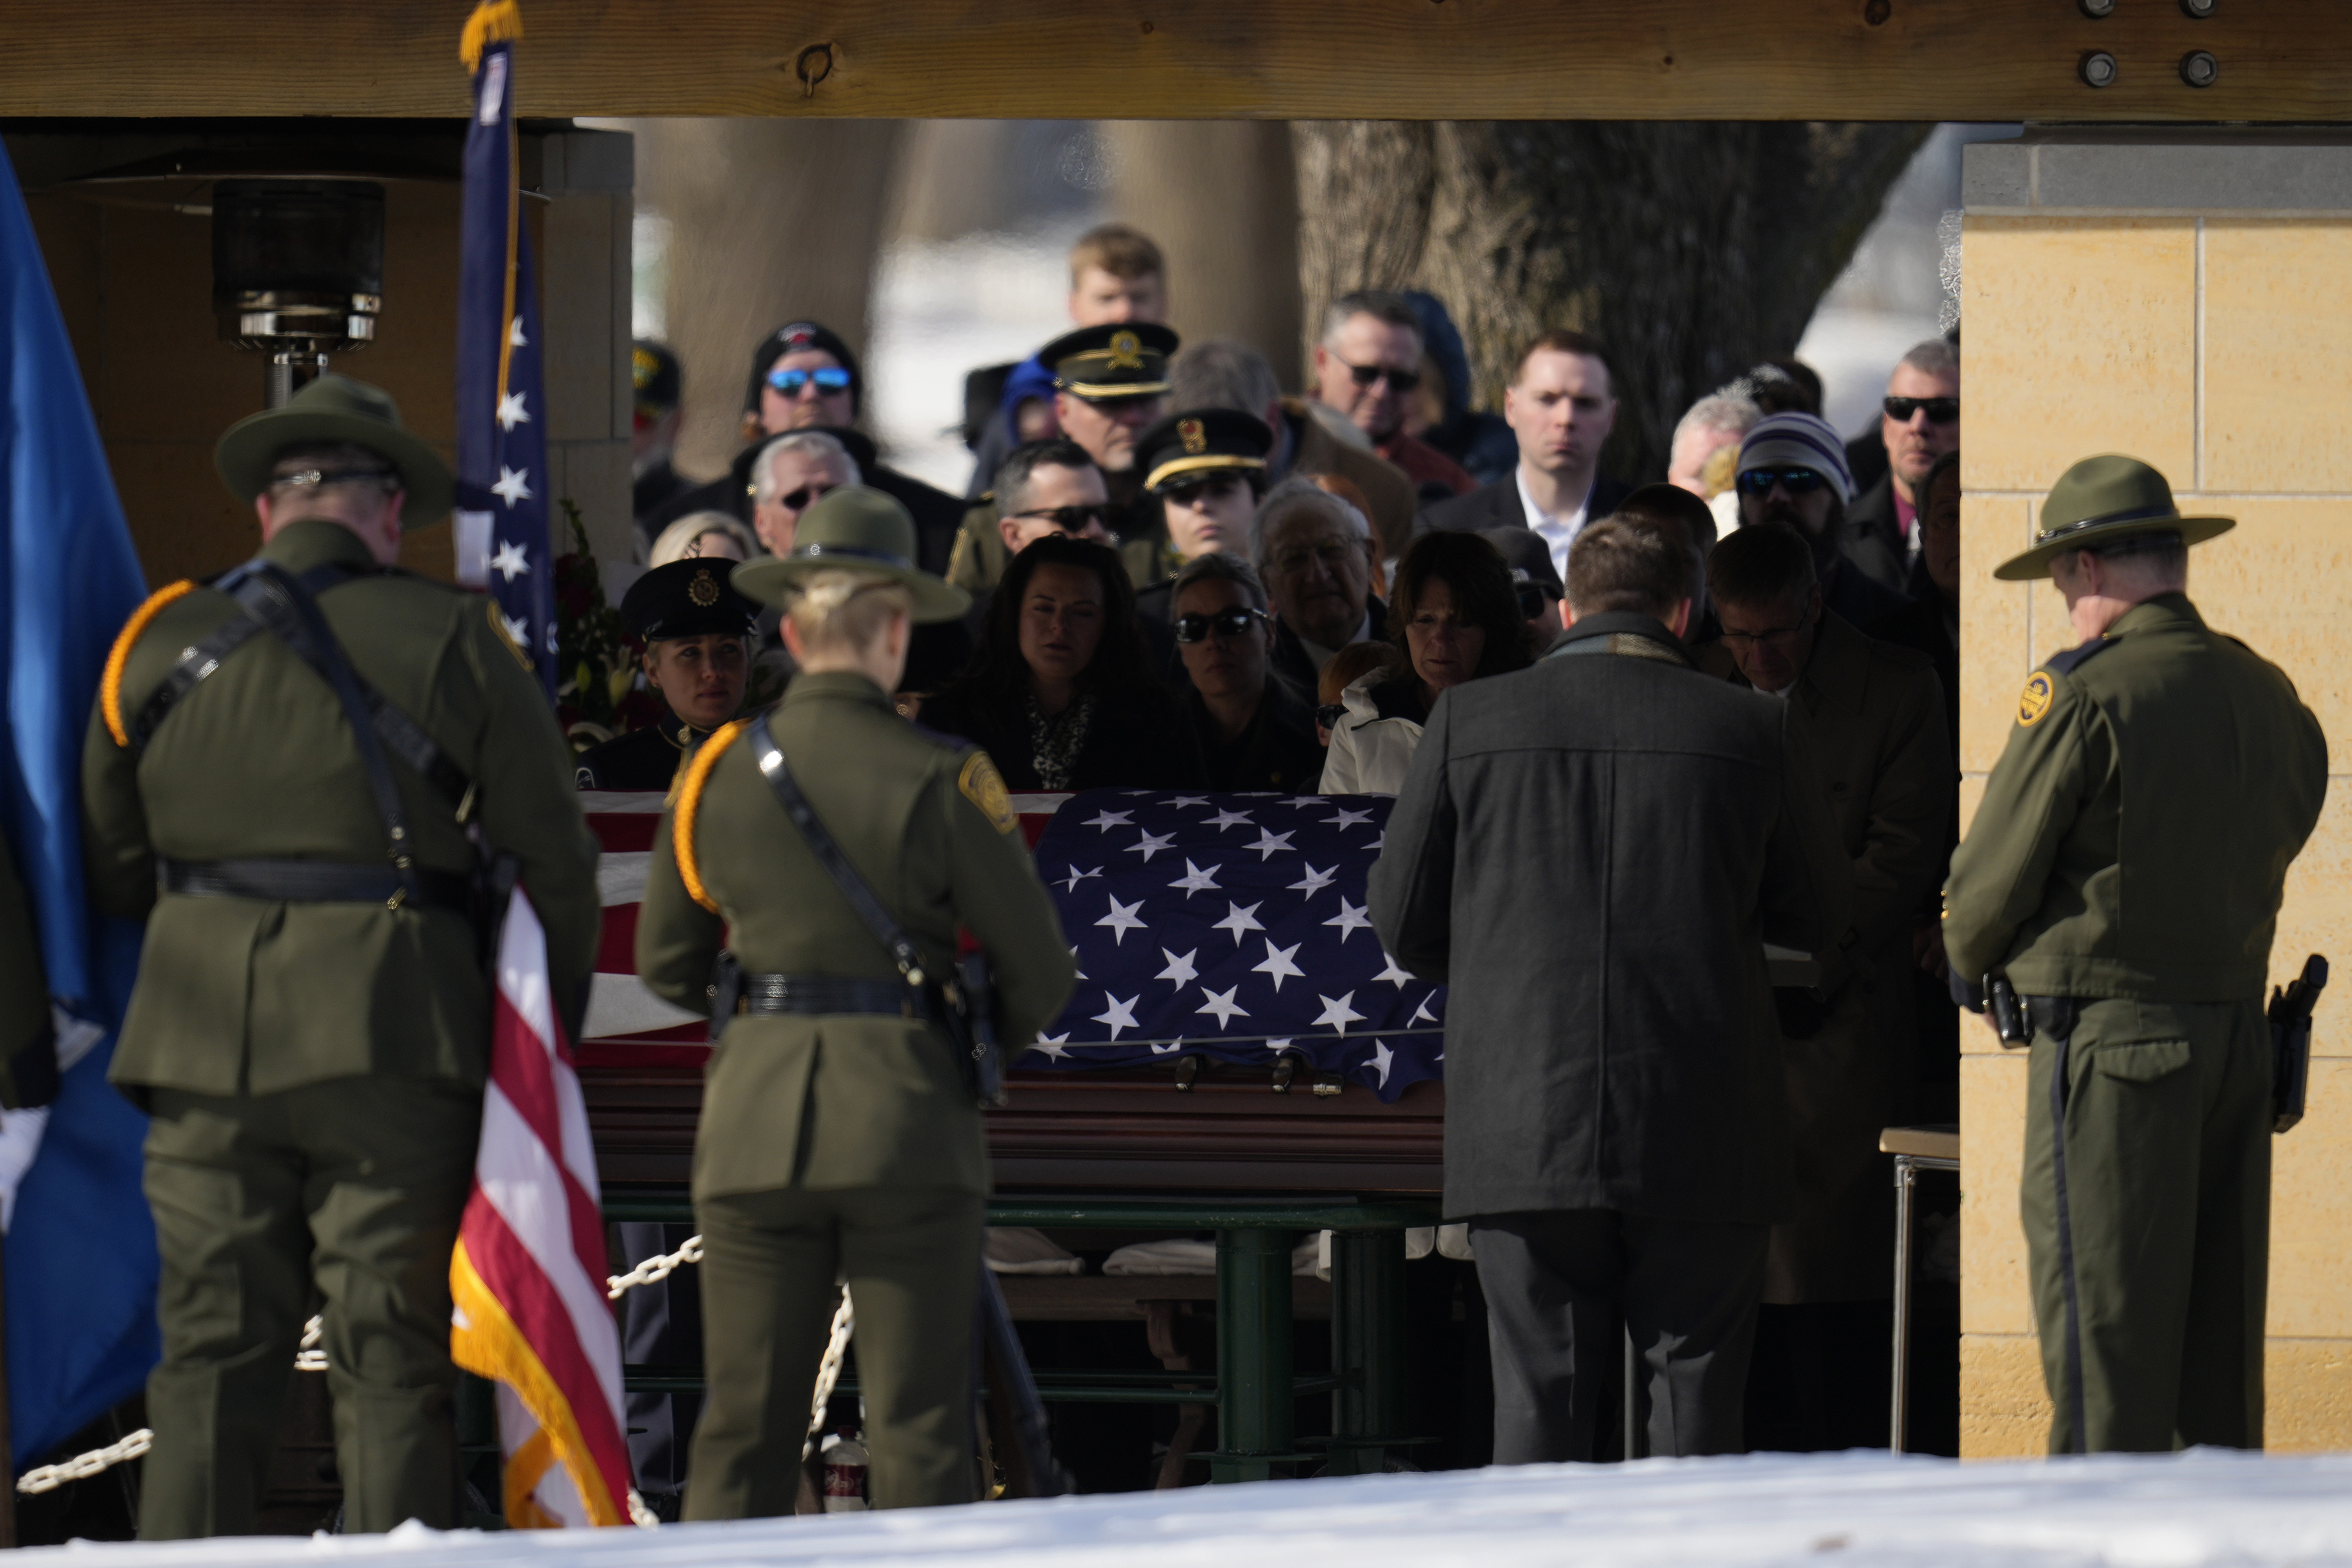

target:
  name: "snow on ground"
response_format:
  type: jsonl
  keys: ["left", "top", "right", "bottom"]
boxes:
{"left": 32, "top": 1449, "right": 2352, "bottom": 1566}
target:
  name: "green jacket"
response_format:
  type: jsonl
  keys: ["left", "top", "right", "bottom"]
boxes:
{"left": 635, "top": 670, "right": 1075, "bottom": 1200}
{"left": 1944, "top": 593, "right": 2327, "bottom": 1001}
{"left": 82, "top": 519, "right": 601, "bottom": 1099}
{"left": 0, "top": 830, "right": 50, "bottom": 1109}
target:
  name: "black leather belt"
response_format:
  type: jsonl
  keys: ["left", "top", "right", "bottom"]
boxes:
{"left": 736, "top": 973, "right": 930, "bottom": 1019}
{"left": 159, "top": 856, "right": 472, "bottom": 913}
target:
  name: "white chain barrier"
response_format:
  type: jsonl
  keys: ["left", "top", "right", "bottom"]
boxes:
{"left": 608, "top": 1234, "right": 702, "bottom": 1300}
{"left": 801, "top": 1288, "right": 856, "bottom": 1463}
{"left": 16, "top": 1426, "right": 152, "bottom": 1496}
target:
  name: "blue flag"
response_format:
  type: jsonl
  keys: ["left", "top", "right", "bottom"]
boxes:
{"left": 1025, "top": 791, "right": 1446, "bottom": 1100}
{"left": 0, "top": 142, "right": 160, "bottom": 1467}
{"left": 455, "top": 0, "right": 556, "bottom": 697}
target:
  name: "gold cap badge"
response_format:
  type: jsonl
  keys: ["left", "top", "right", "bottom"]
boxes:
{"left": 688, "top": 568, "right": 721, "bottom": 607}
{"left": 1107, "top": 331, "right": 1144, "bottom": 370}
{"left": 1178, "top": 418, "right": 1207, "bottom": 455}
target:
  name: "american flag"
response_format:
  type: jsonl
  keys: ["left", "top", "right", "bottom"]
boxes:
{"left": 1026, "top": 790, "right": 1445, "bottom": 1101}
{"left": 453, "top": 0, "right": 555, "bottom": 695}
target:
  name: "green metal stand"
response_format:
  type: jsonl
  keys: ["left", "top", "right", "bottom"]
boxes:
{"left": 1210, "top": 1228, "right": 1312, "bottom": 1482}
{"left": 1324, "top": 1227, "right": 1410, "bottom": 1475}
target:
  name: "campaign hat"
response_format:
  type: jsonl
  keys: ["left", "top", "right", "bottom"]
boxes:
{"left": 214, "top": 373, "right": 454, "bottom": 532}
{"left": 731, "top": 485, "right": 970, "bottom": 623}
{"left": 1994, "top": 454, "right": 2234, "bottom": 581}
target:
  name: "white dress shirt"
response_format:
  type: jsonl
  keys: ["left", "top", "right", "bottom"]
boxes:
{"left": 1517, "top": 466, "right": 1597, "bottom": 585}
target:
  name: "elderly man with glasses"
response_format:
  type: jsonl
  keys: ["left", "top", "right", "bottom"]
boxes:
{"left": 1733, "top": 411, "right": 1912, "bottom": 628}
{"left": 1310, "top": 290, "right": 1475, "bottom": 501}
{"left": 1171, "top": 552, "right": 1327, "bottom": 791}
{"left": 1700, "top": 520, "right": 1952, "bottom": 1454}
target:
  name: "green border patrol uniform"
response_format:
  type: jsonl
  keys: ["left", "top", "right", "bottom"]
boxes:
{"left": 635, "top": 487, "right": 1075, "bottom": 1516}
{"left": 1943, "top": 455, "right": 2327, "bottom": 1454}
{"left": 81, "top": 376, "right": 600, "bottom": 1537}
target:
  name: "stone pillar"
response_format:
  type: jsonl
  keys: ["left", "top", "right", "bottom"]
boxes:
{"left": 532, "top": 129, "right": 635, "bottom": 566}
{"left": 1958, "top": 129, "right": 2352, "bottom": 1456}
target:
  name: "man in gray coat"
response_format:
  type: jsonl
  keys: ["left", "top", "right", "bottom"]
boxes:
{"left": 1369, "top": 518, "right": 1850, "bottom": 1463}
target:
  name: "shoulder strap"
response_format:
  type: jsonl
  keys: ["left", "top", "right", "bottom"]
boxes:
{"left": 746, "top": 712, "right": 930, "bottom": 988}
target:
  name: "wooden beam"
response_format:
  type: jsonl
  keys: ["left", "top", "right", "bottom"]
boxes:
{"left": 3, "top": 0, "right": 2348, "bottom": 122}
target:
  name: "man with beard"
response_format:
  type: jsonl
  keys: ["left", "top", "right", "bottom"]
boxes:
{"left": 1733, "top": 412, "right": 1910, "bottom": 628}
{"left": 1844, "top": 342, "right": 1960, "bottom": 596}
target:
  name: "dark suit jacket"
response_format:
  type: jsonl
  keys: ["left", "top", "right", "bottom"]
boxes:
{"left": 918, "top": 676, "right": 1207, "bottom": 793}
{"left": 1368, "top": 611, "right": 1851, "bottom": 1226}
{"left": 1841, "top": 472, "right": 1911, "bottom": 597}
{"left": 1414, "top": 470, "right": 1633, "bottom": 539}
{"left": 1269, "top": 595, "right": 1387, "bottom": 699}
{"left": 642, "top": 429, "right": 965, "bottom": 579}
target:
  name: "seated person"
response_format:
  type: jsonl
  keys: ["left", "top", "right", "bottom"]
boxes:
{"left": 648, "top": 509, "right": 759, "bottom": 568}
{"left": 1477, "top": 524, "right": 1566, "bottom": 655}
{"left": 1171, "top": 552, "right": 1326, "bottom": 792}
{"left": 1320, "top": 530, "right": 1532, "bottom": 796}
{"left": 1316, "top": 639, "right": 1407, "bottom": 747}
{"left": 574, "top": 558, "right": 757, "bottom": 791}
{"left": 921, "top": 534, "right": 1205, "bottom": 792}
{"left": 1131, "top": 408, "right": 1274, "bottom": 624}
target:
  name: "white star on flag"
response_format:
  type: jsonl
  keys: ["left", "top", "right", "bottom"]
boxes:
{"left": 1324, "top": 897, "right": 1373, "bottom": 941}
{"left": 1071, "top": 945, "right": 1087, "bottom": 980}
{"left": 1367, "top": 1039, "right": 1395, "bottom": 1088}
{"left": 490, "top": 465, "right": 533, "bottom": 506}
{"left": 1280, "top": 796, "right": 1322, "bottom": 809}
{"left": 1155, "top": 948, "right": 1200, "bottom": 987}
{"left": 1167, "top": 859, "right": 1222, "bottom": 897}
{"left": 1372, "top": 950, "right": 1415, "bottom": 988}
{"left": 1247, "top": 828, "right": 1296, "bottom": 861}
{"left": 1030, "top": 1033, "right": 1073, "bottom": 1062}
{"left": 502, "top": 613, "right": 531, "bottom": 648}
{"left": 1083, "top": 809, "right": 1133, "bottom": 830}
{"left": 496, "top": 390, "right": 530, "bottom": 431}
{"left": 1411, "top": 994, "right": 1440, "bottom": 1025}
{"left": 1368, "top": 830, "right": 1386, "bottom": 852}
{"left": 1057, "top": 865, "right": 1102, "bottom": 892}
{"left": 1126, "top": 830, "right": 1176, "bottom": 862}
{"left": 1205, "top": 808, "right": 1255, "bottom": 832}
{"left": 1096, "top": 895, "right": 1146, "bottom": 945}
{"left": 1150, "top": 1038, "right": 1186, "bottom": 1056}
{"left": 1264, "top": 1037, "right": 1295, "bottom": 1054}
{"left": 1313, "top": 991, "right": 1367, "bottom": 1033}
{"left": 508, "top": 316, "right": 528, "bottom": 347}
{"left": 1196, "top": 986, "right": 1250, "bottom": 1028}
{"left": 1252, "top": 939, "right": 1305, "bottom": 992}
{"left": 1287, "top": 863, "right": 1337, "bottom": 898}
{"left": 1169, "top": 795, "right": 1212, "bottom": 809}
{"left": 1213, "top": 901, "right": 1266, "bottom": 944}
{"left": 1324, "top": 806, "right": 1375, "bottom": 829}
{"left": 490, "top": 540, "right": 531, "bottom": 582}
{"left": 1092, "top": 994, "right": 1140, "bottom": 1039}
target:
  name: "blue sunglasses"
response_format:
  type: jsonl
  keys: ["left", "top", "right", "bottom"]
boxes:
{"left": 767, "top": 366, "right": 853, "bottom": 396}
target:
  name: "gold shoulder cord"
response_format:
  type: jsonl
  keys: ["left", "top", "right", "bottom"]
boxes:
{"left": 673, "top": 719, "right": 746, "bottom": 913}
{"left": 100, "top": 580, "right": 198, "bottom": 747}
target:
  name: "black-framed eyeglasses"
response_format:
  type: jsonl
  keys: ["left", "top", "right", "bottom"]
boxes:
{"left": 269, "top": 467, "right": 400, "bottom": 493}
{"left": 767, "top": 365, "right": 853, "bottom": 396}
{"left": 1514, "top": 582, "right": 1556, "bottom": 619}
{"left": 1172, "top": 607, "right": 1268, "bottom": 644}
{"left": 1735, "top": 467, "right": 1829, "bottom": 498}
{"left": 776, "top": 482, "right": 838, "bottom": 511}
{"left": 1342, "top": 360, "right": 1421, "bottom": 393}
{"left": 1012, "top": 504, "right": 1109, "bottom": 532}
{"left": 1718, "top": 602, "right": 1818, "bottom": 647}
{"left": 1883, "top": 395, "right": 1959, "bottom": 425}
{"left": 1163, "top": 473, "right": 1249, "bottom": 505}
{"left": 1315, "top": 702, "right": 1348, "bottom": 732}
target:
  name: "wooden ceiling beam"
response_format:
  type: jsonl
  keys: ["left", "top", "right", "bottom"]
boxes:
{"left": 3, "top": 0, "right": 2347, "bottom": 122}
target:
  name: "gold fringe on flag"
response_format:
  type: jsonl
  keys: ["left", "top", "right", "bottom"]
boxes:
{"left": 459, "top": 0, "right": 524, "bottom": 71}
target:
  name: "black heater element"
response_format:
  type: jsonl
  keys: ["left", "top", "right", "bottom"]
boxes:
{"left": 212, "top": 179, "right": 385, "bottom": 407}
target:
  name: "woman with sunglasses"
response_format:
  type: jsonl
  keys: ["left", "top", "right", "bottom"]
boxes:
{"left": 1171, "top": 552, "right": 1327, "bottom": 792}
{"left": 1321, "top": 530, "right": 1533, "bottom": 796}
{"left": 920, "top": 534, "right": 1205, "bottom": 792}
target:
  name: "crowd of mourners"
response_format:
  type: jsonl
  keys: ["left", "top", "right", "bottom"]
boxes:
{"left": 595, "top": 221, "right": 1966, "bottom": 1455}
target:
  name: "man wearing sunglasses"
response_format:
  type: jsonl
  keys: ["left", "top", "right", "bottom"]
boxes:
{"left": 1310, "top": 291, "right": 1474, "bottom": 501}
{"left": 1844, "top": 339, "right": 1960, "bottom": 596}
{"left": 1732, "top": 411, "right": 1909, "bottom": 630}
{"left": 1171, "top": 553, "right": 1326, "bottom": 792}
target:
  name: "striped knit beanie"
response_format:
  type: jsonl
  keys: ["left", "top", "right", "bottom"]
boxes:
{"left": 1735, "top": 412, "right": 1853, "bottom": 503}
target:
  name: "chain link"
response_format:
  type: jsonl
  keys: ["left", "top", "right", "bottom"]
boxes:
{"left": 17, "top": 1427, "right": 152, "bottom": 1494}
{"left": 608, "top": 1234, "right": 703, "bottom": 1300}
{"left": 627, "top": 1487, "right": 660, "bottom": 1528}
{"left": 800, "top": 1288, "right": 855, "bottom": 1463}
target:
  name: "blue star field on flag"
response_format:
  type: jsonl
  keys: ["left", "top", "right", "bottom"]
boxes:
{"left": 1023, "top": 790, "right": 1444, "bottom": 1101}
{"left": 456, "top": 4, "right": 556, "bottom": 696}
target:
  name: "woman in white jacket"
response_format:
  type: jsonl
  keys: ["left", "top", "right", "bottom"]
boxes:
{"left": 1320, "top": 530, "right": 1535, "bottom": 795}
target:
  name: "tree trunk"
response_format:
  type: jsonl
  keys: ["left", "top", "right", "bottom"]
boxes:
{"left": 632, "top": 118, "right": 906, "bottom": 477}
{"left": 1293, "top": 121, "right": 1930, "bottom": 482}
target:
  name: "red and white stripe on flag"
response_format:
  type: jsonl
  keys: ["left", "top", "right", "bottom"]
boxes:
{"left": 449, "top": 886, "right": 632, "bottom": 1528}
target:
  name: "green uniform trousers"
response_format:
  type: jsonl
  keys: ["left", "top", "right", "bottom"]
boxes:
{"left": 2021, "top": 996, "right": 2270, "bottom": 1454}
{"left": 138, "top": 1079, "right": 480, "bottom": 1539}
{"left": 685, "top": 1186, "right": 982, "bottom": 1519}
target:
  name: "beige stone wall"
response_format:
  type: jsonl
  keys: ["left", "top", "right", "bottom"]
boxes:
{"left": 1958, "top": 133, "right": 2352, "bottom": 1456}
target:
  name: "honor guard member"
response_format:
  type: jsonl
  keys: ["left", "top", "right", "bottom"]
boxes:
{"left": 574, "top": 559, "right": 759, "bottom": 791}
{"left": 1130, "top": 407, "right": 1274, "bottom": 626}
{"left": 946, "top": 322, "right": 1180, "bottom": 595}
{"left": 80, "top": 375, "right": 601, "bottom": 1538}
{"left": 1943, "top": 455, "right": 2327, "bottom": 1455}
{"left": 636, "top": 486, "right": 1076, "bottom": 1517}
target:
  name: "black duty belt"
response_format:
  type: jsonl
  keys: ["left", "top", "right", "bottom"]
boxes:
{"left": 159, "top": 856, "right": 472, "bottom": 913}
{"left": 735, "top": 974, "right": 931, "bottom": 1020}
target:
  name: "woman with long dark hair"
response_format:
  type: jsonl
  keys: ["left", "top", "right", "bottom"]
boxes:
{"left": 921, "top": 534, "right": 1206, "bottom": 791}
{"left": 1320, "top": 529, "right": 1533, "bottom": 794}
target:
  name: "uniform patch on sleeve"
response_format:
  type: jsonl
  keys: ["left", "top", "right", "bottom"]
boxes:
{"left": 958, "top": 751, "right": 1017, "bottom": 835}
{"left": 2017, "top": 671, "right": 2055, "bottom": 727}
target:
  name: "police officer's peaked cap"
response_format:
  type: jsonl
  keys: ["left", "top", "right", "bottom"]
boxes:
{"left": 633, "top": 339, "right": 682, "bottom": 418}
{"left": 214, "top": 374, "right": 456, "bottom": 532}
{"left": 732, "top": 485, "right": 970, "bottom": 624}
{"left": 620, "top": 558, "right": 759, "bottom": 643}
{"left": 1994, "top": 455, "right": 2235, "bottom": 581}
{"left": 1137, "top": 408, "right": 1274, "bottom": 493}
{"left": 1039, "top": 322, "right": 1179, "bottom": 401}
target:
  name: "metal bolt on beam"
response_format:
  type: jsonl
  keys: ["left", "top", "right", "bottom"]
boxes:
{"left": 2079, "top": 0, "right": 2114, "bottom": 17}
{"left": 2181, "top": 50, "right": 2219, "bottom": 86}
{"left": 2081, "top": 50, "right": 2119, "bottom": 87}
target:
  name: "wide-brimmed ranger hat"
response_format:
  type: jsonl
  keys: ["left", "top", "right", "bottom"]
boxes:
{"left": 215, "top": 374, "right": 456, "bottom": 532}
{"left": 1995, "top": 454, "right": 2234, "bottom": 581}
{"left": 732, "top": 485, "right": 970, "bottom": 623}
